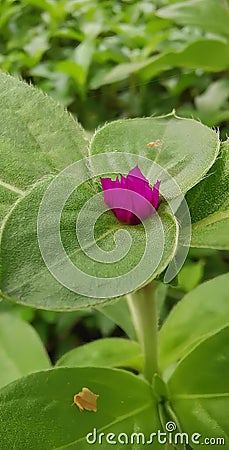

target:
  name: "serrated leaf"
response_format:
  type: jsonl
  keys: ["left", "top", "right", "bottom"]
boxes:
{"left": 159, "top": 273, "right": 229, "bottom": 372}
{"left": 0, "top": 312, "right": 50, "bottom": 388}
{"left": 0, "top": 367, "right": 162, "bottom": 450}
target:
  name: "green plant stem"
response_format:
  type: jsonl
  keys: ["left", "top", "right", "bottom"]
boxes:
{"left": 127, "top": 281, "right": 159, "bottom": 382}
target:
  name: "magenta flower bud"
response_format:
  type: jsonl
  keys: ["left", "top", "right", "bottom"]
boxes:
{"left": 101, "top": 166, "right": 160, "bottom": 225}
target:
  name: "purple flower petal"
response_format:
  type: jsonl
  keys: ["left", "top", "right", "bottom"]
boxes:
{"left": 101, "top": 166, "right": 160, "bottom": 225}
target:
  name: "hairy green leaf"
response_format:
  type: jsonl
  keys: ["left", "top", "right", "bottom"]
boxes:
{"left": 0, "top": 367, "right": 161, "bottom": 449}
{"left": 0, "top": 74, "right": 221, "bottom": 311}
{"left": 0, "top": 176, "right": 177, "bottom": 309}
{"left": 90, "top": 115, "right": 219, "bottom": 193}
{"left": 0, "top": 72, "right": 88, "bottom": 224}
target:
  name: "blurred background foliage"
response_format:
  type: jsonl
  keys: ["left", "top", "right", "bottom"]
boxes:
{"left": 0, "top": 0, "right": 229, "bottom": 361}
{"left": 1, "top": 0, "right": 229, "bottom": 131}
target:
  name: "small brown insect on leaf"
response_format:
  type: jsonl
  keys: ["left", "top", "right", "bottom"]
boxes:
{"left": 147, "top": 139, "right": 161, "bottom": 148}
{"left": 74, "top": 387, "right": 99, "bottom": 412}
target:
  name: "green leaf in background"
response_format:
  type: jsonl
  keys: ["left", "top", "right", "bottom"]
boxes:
{"left": 0, "top": 298, "right": 35, "bottom": 322}
{"left": 159, "top": 273, "right": 229, "bottom": 372}
{"left": 195, "top": 79, "right": 229, "bottom": 113}
{"left": 140, "top": 39, "right": 229, "bottom": 80}
{"left": 168, "top": 326, "right": 229, "bottom": 448}
{"left": 93, "top": 39, "right": 229, "bottom": 88}
{"left": 156, "top": 0, "right": 229, "bottom": 38}
{"left": 187, "top": 139, "right": 229, "bottom": 249}
{"left": 190, "top": 79, "right": 229, "bottom": 127}
{"left": 177, "top": 260, "right": 204, "bottom": 292}
{"left": 0, "top": 367, "right": 162, "bottom": 450}
{"left": 96, "top": 297, "right": 137, "bottom": 340}
{"left": 0, "top": 312, "right": 50, "bottom": 389}
{"left": 56, "top": 337, "right": 143, "bottom": 372}
{"left": 56, "top": 40, "right": 95, "bottom": 93}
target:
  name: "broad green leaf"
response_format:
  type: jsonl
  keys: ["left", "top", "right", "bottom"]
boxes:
{"left": 0, "top": 74, "right": 179, "bottom": 310}
{"left": 90, "top": 116, "right": 219, "bottom": 193}
{"left": 0, "top": 72, "right": 88, "bottom": 224}
{"left": 96, "top": 297, "right": 137, "bottom": 340}
{"left": 0, "top": 312, "right": 50, "bottom": 388}
{"left": 0, "top": 179, "right": 96, "bottom": 310}
{"left": 0, "top": 74, "right": 220, "bottom": 311}
{"left": 187, "top": 140, "right": 229, "bottom": 249}
{"left": 0, "top": 367, "right": 162, "bottom": 449}
{"left": 0, "top": 176, "right": 177, "bottom": 310}
{"left": 56, "top": 338, "right": 143, "bottom": 371}
{"left": 168, "top": 326, "right": 229, "bottom": 447}
{"left": 157, "top": 0, "right": 229, "bottom": 38}
{"left": 159, "top": 273, "right": 229, "bottom": 372}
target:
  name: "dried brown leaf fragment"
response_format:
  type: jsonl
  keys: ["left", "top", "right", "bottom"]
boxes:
{"left": 74, "top": 387, "right": 99, "bottom": 412}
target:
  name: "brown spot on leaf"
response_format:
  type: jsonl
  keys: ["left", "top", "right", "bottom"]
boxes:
{"left": 74, "top": 387, "right": 99, "bottom": 412}
{"left": 147, "top": 139, "right": 161, "bottom": 148}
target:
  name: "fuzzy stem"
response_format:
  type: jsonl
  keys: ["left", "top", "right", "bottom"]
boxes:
{"left": 127, "top": 281, "right": 159, "bottom": 382}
